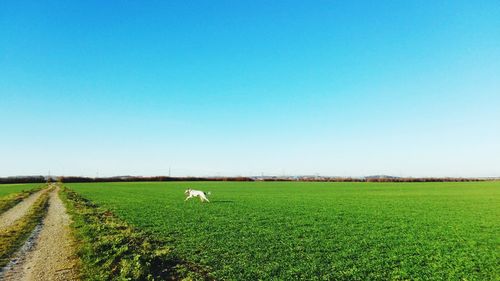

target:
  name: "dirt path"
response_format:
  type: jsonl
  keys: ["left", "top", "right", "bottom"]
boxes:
{"left": 0, "top": 190, "right": 46, "bottom": 231}
{"left": 1, "top": 187, "right": 79, "bottom": 281}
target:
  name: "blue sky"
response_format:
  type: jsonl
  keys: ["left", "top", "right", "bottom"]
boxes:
{"left": 1, "top": 1, "right": 499, "bottom": 177}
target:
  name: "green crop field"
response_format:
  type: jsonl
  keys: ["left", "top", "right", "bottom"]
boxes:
{"left": 0, "top": 183, "right": 41, "bottom": 198}
{"left": 67, "top": 181, "right": 500, "bottom": 280}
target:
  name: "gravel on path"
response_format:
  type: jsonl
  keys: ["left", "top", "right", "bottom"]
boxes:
{"left": 1, "top": 186, "right": 79, "bottom": 281}
{"left": 0, "top": 191, "right": 46, "bottom": 231}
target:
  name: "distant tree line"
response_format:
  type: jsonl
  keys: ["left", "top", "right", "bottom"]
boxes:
{"left": 363, "top": 177, "right": 485, "bottom": 182}
{"left": 306, "top": 177, "right": 485, "bottom": 182}
{"left": 56, "top": 176, "right": 254, "bottom": 183}
{"left": 258, "top": 177, "right": 488, "bottom": 182}
{"left": 0, "top": 176, "right": 47, "bottom": 184}
{"left": 0, "top": 175, "right": 496, "bottom": 184}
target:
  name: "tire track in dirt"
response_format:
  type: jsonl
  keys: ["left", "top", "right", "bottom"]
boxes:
{"left": 0, "top": 190, "right": 46, "bottom": 231}
{"left": 1, "top": 186, "right": 79, "bottom": 281}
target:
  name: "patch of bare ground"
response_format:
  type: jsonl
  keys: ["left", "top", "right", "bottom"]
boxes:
{"left": 0, "top": 191, "right": 45, "bottom": 231}
{"left": 1, "top": 186, "right": 79, "bottom": 281}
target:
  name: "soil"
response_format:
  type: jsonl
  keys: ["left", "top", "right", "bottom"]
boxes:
{"left": 1, "top": 186, "right": 79, "bottom": 281}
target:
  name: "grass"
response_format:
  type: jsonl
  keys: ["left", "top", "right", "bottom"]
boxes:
{"left": 0, "top": 183, "right": 43, "bottom": 214}
{"left": 60, "top": 186, "right": 208, "bottom": 281}
{"left": 0, "top": 187, "right": 50, "bottom": 267}
{"left": 67, "top": 181, "right": 500, "bottom": 280}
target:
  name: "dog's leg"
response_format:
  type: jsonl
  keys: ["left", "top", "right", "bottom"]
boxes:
{"left": 185, "top": 195, "right": 192, "bottom": 201}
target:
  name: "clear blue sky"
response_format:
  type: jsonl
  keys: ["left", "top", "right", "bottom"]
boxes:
{"left": 1, "top": 1, "right": 499, "bottom": 177}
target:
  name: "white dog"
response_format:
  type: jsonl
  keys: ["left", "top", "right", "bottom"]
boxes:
{"left": 184, "top": 188, "right": 210, "bottom": 202}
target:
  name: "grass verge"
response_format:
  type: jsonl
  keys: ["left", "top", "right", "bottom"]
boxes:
{"left": 0, "top": 186, "right": 43, "bottom": 215}
{"left": 0, "top": 188, "right": 50, "bottom": 267}
{"left": 60, "top": 186, "right": 209, "bottom": 281}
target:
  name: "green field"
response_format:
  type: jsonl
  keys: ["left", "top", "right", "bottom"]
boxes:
{"left": 0, "top": 183, "right": 41, "bottom": 198}
{"left": 67, "top": 181, "right": 500, "bottom": 280}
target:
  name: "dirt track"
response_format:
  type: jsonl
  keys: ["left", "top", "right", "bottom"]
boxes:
{"left": 0, "top": 191, "right": 45, "bottom": 231}
{"left": 1, "top": 186, "right": 79, "bottom": 281}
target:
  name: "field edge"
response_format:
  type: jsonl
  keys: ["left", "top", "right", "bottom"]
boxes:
{"left": 60, "top": 186, "right": 213, "bottom": 281}
{"left": 0, "top": 185, "right": 45, "bottom": 215}
{"left": 0, "top": 187, "right": 50, "bottom": 268}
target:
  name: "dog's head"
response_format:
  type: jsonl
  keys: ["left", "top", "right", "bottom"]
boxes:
{"left": 184, "top": 188, "right": 191, "bottom": 195}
